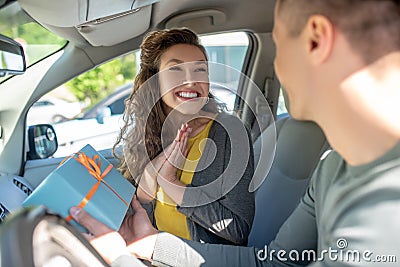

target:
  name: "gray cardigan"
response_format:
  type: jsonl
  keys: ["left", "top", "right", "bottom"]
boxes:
{"left": 142, "top": 113, "right": 255, "bottom": 245}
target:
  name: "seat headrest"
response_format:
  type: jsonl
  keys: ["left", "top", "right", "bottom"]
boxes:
{"left": 253, "top": 117, "right": 328, "bottom": 184}
{"left": 274, "top": 118, "right": 327, "bottom": 179}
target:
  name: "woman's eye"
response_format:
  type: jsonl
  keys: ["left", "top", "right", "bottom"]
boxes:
{"left": 194, "top": 67, "right": 208, "bottom": 73}
{"left": 169, "top": 66, "right": 182, "bottom": 71}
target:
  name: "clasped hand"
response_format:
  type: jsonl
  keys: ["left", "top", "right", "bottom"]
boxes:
{"left": 143, "top": 123, "right": 191, "bottom": 183}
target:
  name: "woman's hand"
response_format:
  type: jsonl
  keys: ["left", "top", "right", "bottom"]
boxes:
{"left": 154, "top": 124, "right": 191, "bottom": 205}
{"left": 137, "top": 124, "right": 190, "bottom": 203}
{"left": 157, "top": 124, "right": 190, "bottom": 182}
{"left": 137, "top": 125, "right": 189, "bottom": 201}
{"left": 69, "top": 196, "right": 159, "bottom": 263}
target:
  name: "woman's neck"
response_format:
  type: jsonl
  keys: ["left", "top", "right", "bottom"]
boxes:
{"left": 166, "top": 110, "right": 214, "bottom": 138}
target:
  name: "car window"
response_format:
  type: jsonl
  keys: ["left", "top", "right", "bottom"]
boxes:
{"left": 26, "top": 53, "right": 136, "bottom": 157}
{"left": 109, "top": 96, "right": 126, "bottom": 115}
{"left": 277, "top": 88, "right": 288, "bottom": 118}
{"left": 201, "top": 32, "right": 249, "bottom": 111}
{"left": 29, "top": 32, "right": 251, "bottom": 158}
{"left": 0, "top": 3, "right": 67, "bottom": 83}
{"left": 33, "top": 101, "right": 52, "bottom": 107}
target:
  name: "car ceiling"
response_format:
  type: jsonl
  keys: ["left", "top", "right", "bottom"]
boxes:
{"left": 12, "top": 0, "right": 275, "bottom": 48}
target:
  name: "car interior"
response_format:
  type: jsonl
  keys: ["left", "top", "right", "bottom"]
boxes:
{"left": 0, "top": 0, "right": 330, "bottom": 265}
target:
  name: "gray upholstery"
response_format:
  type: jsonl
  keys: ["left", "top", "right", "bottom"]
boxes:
{"left": 247, "top": 117, "right": 329, "bottom": 248}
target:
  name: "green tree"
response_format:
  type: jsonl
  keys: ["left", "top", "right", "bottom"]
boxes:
{"left": 66, "top": 53, "right": 136, "bottom": 107}
{"left": 0, "top": 22, "right": 67, "bottom": 82}
{"left": 2, "top": 21, "right": 137, "bottom": 105}
{"left": 2, "top": 22, "right": 65, "bottom": 45}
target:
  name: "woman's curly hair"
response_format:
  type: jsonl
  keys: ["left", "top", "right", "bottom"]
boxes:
{"left": 112, "top": 28, "right": 223, "bottom": 185}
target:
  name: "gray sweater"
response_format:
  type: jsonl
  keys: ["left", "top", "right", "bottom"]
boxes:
{"left": 146, "top": 141, "right": 400, "bottom": 266}
{"left": 142, "top": 113, "right": 255, "bottom": 245}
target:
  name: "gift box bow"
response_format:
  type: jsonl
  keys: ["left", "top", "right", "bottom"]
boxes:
{"left": 63, "top": 152, "right": 129, "bottom": 223}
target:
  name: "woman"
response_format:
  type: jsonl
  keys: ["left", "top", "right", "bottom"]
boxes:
{"left": 113, "top": 28, "right": 254, "bottom": 245}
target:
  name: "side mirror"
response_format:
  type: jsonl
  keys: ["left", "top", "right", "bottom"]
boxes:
{"left": 0, "top": 34, "right": 26, "bottom": 77}
{"left": 27, "top": 124, "right": 58, "bottom": 160}
{"left": 96, "top": 107, "right": 111, "bottom": 124}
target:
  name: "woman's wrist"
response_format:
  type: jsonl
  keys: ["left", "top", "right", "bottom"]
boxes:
{"left": 157, "top": 177, "right": 185, "bottom": 205}
{"left": 137, "top": 172, "right": 158, "bottom": 201}
{"left": 136, "top": 187, "right": 155, "bottom": 203}
{"left": 157, "top": 174, "right": 178, "bottom": 183}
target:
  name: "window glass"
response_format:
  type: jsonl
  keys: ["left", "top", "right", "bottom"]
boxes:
{"left": 1, "top": 23, "right": 66, "bottom": 67}
{"left": 200, "top": 32, "right": 249, "bottom": 111}
{"left": 27, "top": 53, "right": 136, "bottom": 157}
{"left": 109, "top": 97, "right": 126, "bottom": 115}
{"left": 0, "top": 3, "right": 67, "bottom": 82}
{"left": 277, "top": 89, "right": 288, "bottom": 118}
{"left": 29, "top": 32, "right": 251, "bottom": 158}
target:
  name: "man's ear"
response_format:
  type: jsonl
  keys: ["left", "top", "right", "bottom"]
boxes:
{"left": 305, "top": 15, "right": 334, "bottom": 65}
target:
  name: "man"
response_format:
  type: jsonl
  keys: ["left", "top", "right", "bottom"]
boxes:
{"left": 70, "top": 0, "right": 400, "bottom": 266}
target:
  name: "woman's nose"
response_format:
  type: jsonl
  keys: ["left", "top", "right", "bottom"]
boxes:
{"left": 184, "top": 70, "right": 197, "bottom": 86}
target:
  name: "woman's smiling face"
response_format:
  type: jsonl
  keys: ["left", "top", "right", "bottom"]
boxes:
{"left": 158, "top": 44, "right": 209, "bottom": 115}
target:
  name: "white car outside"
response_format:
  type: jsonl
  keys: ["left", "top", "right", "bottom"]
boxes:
{"left": 27, "top": 96, "right": 82, "bottom": 125}
{"left": 51, "top": 83, "right": 132, "bottom": 157}
{"left": 52, "top": 114, "right": 123, "bottom": 157}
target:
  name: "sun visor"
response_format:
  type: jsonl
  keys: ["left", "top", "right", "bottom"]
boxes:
{"left": 19, "top": 0, "right": 159, "bottom": 46}
{"left": 75, "top": 5, "right": 153, "bottom": 46}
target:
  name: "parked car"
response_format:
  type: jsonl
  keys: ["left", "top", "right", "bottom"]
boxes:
{"left": 52, "top": 83, "right": 132, "bottom": 157}
{"left": 27, "top": 96, "right": 82, "bottom": 125}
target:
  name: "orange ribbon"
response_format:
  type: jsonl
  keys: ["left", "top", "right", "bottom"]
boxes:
{"left": 64, "top": 152, "right": 128, "bottom": 222}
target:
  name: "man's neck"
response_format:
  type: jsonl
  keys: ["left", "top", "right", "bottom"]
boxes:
{"left": 324, "top": 123, "right": 399, "bottom": 166}
{"left": 317, "top": 52, "right": 400, "bottom": 166}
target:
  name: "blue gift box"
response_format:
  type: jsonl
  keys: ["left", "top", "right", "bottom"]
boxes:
{"left": 23, "top": 144, "right": 135, "bottom": 232}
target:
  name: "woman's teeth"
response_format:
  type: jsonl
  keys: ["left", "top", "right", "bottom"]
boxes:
{"left": 178, "top": 92, "right": 198, "bottom": 98}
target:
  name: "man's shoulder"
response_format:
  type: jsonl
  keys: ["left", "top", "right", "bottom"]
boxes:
{"left": 309, "top": 149, "right": 345, "bottom": 193}
{"left": 315, "top": 149, "right": 344, "bottom": 175}
{"left": 313, "top": 146, "right": 400, "bottom": 195}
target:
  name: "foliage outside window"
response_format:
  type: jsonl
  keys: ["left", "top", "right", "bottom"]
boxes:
{"left": 1, "top": 23, "right": 66, "bottom": 68}
{"left": 0, "top": 22, "right": 66, "bottom": 83}
{"left": 66, "top": 53, "right": 136, "bottom": 109}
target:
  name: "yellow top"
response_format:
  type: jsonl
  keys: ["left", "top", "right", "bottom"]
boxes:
{"left": 154, "top": 119, "right": 214, "bottom": 240}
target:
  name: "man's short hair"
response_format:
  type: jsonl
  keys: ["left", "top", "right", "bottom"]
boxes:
{"left": 277, "top": 0, "right": 400, "bottom": 64}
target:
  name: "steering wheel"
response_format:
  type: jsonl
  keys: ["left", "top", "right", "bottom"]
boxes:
{"left": 0, "top": 206, "right": 109, "bottom": 267}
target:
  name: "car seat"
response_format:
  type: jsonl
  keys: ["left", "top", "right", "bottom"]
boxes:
{"left": 247, "top": 114, "right": 329, "bottom": 248}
